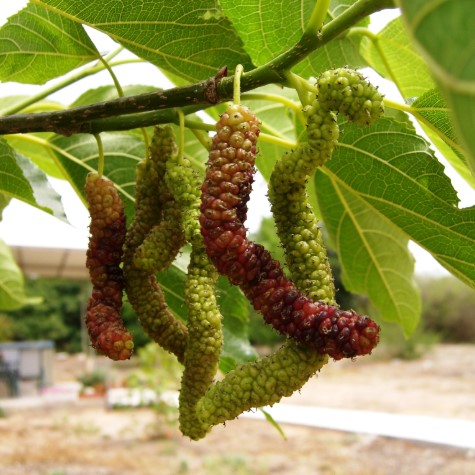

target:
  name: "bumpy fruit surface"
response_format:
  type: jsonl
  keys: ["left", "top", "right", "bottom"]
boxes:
{"left": 312, "top": 67, "right": 384, "bottom": 126}
{"left": 133, "top": 199, "right": 184, "bottom": 273}
{"left": 269, "top": 153, "right": 336, "bottom": 303}
{"left": 200, "top": 103, "right": 380, "bottom": 360}
{"left": 133, "top": 126, "right": 186, "bottom": 272}
{"left": 123, "top": 130, "right": 188, "bottom": 363}
{"left": 85, "top": 172, "right": 133, "bottom": 361}
{"left": 269, "top": 69, "right": 384, "bottom": 305}
{"left": 196, "top": 342, "right": 327, "bottom": 426}
{"left": 158, "top": 129, "right": 224, "bottom": 439}
{"left": 178, "top": 248, "right": 223, "bottom": 440}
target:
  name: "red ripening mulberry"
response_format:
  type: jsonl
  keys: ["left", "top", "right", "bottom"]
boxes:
{"left": 85, "top": 172, "right": 133, "bottom": 361}
{"left": 200, "top": 104, "right": 379, "bottom": 360}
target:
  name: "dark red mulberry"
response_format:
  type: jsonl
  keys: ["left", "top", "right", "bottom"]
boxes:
{"left": 200, "top": 104, "right": 379, "bottom": 360}
{"left": 85, "top": 172, "right": 133, "bottom": 361}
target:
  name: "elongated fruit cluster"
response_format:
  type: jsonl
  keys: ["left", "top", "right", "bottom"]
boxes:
{"left": 269, "top": 68, "right": 384, "bottom": 303}
{"left": 85, "top": 172, "right": 133, "bottom": 360}
{"left": 196, "top": 342, "right": 327, "bottom": 426}
{"left": 123, "top": 129, "right": 188, "bottom": 363}
{"left": 133, "top": 127, "right": 185, "bottom": 273}
{"left": 200, "top": 104, "right": 379, "bottom": 360}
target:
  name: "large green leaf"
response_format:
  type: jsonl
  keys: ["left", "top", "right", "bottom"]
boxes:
{"left": 219, "top": 0, "right": 368, "bottom": 77}
{"left": 399, "top": 0, "right": 475, "bottom": 176}
{"left": 0, "top": 240, "right": 41, "bottom": 311}
{"left": 0, "top": 138, "right": 67, "bottom": 221}
{"left": 36, "top": 0, "right": 252, "bottom": 83}
{"left": 410, "top": 89, "right": 475, "bottom": 188}
{"left": 360, "top": 16, "right": 435, "bottom": 98}
{"left": 0, "top": 2, "right": 99, "bottom": 85}
{"left": 316, "top": 171, "right": 421, "bottom": 335}
{"left": 318, "top": 114, "right": 475, "bottom": 289}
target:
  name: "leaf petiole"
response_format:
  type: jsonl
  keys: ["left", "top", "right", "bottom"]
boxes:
{"left": 305, "top": 0, "right": 331, "bottom": 35}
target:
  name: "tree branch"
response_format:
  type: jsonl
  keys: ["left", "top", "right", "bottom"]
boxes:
{"left": 0, "top": 0, "right": 396, "bottom": 136}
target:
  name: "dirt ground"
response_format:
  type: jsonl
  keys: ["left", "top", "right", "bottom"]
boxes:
{"left": 1, "top": 343, "right": 475, "bottom": 475}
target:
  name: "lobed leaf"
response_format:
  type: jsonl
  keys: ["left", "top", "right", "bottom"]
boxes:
{"left": 318, "top": 115, "right": 475, "bottom": 291}
{"left": 399, "top": 0, "right": 475, "bottom": 176}
{"left": 36, "top": 0, "right": 253, "bottom": 83}
{"left": 0, "top": 2, "right": 99, "bottom": 85}
{"left": 0, "top": 138, "right": 67, "bottom": 221}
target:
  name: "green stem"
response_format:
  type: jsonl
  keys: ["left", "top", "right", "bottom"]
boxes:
{"left": 241, "top": 92, "right": 301, "bottom": 112}
{"left": 305, "top": 0, "right": 331, "bottom": 35}
{"left": 347, "top": 26, "right": 378, "bottom": 41}
{"left": 94, "top": 134, "right": 105, "bottom": 177}
{"left": 101, "top": 53, "right": 151, "bottom": 156}
{"left": 383, "top": 98, "right": 413, "bottom": 113}
{"left": 99, "top": 56, "right": 124, "bottom": 98}
{"left": 348, "top": 26, "right": 405, "bottom": 94}
{"left": 177, "top": 110, "right": 186, "bottom": 162}
{"left": 284, "top": 72, "right": 313, "bottom": 106}
{"left": 189, "top": 128, "right": 211, "bottom": 150}
{"left": 260, "top": 133, "right": 296, "bottom": 149}
{"left": 241, "top": 92, "right": 306, "bottom": 126}
{"left": 233, "top": 64, "right": 244, "bottom": 105}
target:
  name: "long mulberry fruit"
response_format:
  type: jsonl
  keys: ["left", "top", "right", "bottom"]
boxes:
{"left": 269, "top": 68, "right": 384, "bottom": 303}
{"left": 85, "top": 172, "right": 134, "bottom": 361}
{"left": 196, "top": 342, "right": 327, "bottom": 427}
{"left": 159, "top": 125, "right": 225, "bottom": 440}
{"left": 133, "top": 126, "right": 186, "bottom": 273}
{"left": 123, "top": 129, "right": 188, "bottom": 363}
{"left": 178, "top": 248, "right": 223, "bottom": 440}
{"left": 200, "top": 103, "right": 380, "bottom": 360}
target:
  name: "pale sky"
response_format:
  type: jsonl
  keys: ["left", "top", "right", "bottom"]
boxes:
{"left": 0, "top": 4, "right": 473, "bottom": 276}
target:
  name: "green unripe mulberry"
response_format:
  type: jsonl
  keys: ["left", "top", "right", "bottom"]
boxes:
{"left": 157, "top": 127, "right": 225, "bottom": 439}
{"left": 269, "top": 146, "right": 336, "bottom": 303}
{"left": 179, "top": 248, "right": 223, "bottom": 440}
{"left": 315, "top": 67, "right": 384, "bottom": 125}
{"left": 133, "top": 199, "right": 185, "bottom": 273}
{"left": 133, "top": 126, "right": 186, "bottom": 272}
{"left": 196, "top": 342, "right": 327, "bottom": 427}
{"left": 123, "top": 131, "right": 188, "bottom": 363}
{"left": 269, "top": 68, "right": 384, "bottom": 303}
